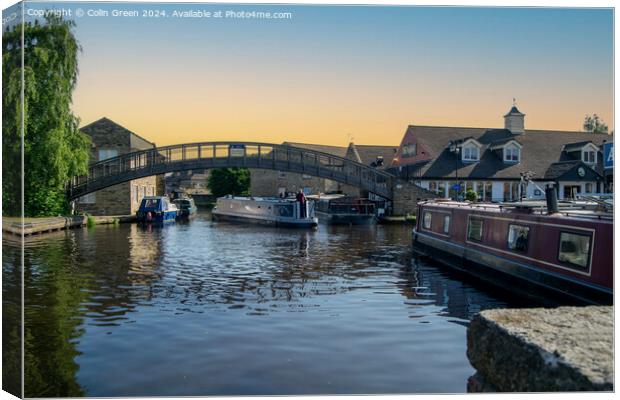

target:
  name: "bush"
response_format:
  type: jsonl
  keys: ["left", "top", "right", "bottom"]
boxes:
{"left": 465, "top": 189, "right": 478, "bottom": 202}
{"left": 207, "top": 168, "right": 251, "bottom": 197}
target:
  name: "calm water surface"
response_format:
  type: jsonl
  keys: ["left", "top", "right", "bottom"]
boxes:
{"left": 3, "top": 212, "right": 536, "bottom": 397}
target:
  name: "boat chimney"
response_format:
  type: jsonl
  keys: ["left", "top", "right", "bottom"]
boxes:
{"left": 545, "top": 186, "right": 558, "bottom": 214}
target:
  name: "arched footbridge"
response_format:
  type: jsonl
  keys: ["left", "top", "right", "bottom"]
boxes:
{"left": 67, "top": 142, "right": 395, "bottom": 200}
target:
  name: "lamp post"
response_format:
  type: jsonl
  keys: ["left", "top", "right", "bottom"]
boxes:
{"left": 450, "top": 140, "right": 461, "bottom": 200}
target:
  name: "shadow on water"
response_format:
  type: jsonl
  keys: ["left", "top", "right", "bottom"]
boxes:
{"left": 6, "top": 215, "right": 543, "bottom": 397}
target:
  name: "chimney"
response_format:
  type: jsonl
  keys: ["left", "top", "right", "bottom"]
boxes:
{"left": 504, "top": 103, "right": 525, "bottom": 135}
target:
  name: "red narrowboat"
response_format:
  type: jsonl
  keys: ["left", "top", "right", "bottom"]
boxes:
{"left": 412, "top": 195, "right": 613, "bottom": 305}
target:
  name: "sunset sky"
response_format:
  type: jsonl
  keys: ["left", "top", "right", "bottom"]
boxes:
{"left": 19, "top": 2, "right": 614, "bottom": 146}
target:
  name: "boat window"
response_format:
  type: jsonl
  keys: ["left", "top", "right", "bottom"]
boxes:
{"left": 423, "top": 212, "right": 432, "bottom": 230}
{"left": 507, "top": 225, "right": 529, "bottom": 252}
{"left": 558, "top": 231, "right": 591, "bottom": 271}
{"left": 275, "top": 204, "right": 294, "bottom": 218}
{"left": 467, "top": 217, "right": 483, "bottom": 241}
{"left": 443, "top": 215, "right": 450, "bottom": 234}
{"left": 143, "top": 199, "right": 159, "bottom": 208}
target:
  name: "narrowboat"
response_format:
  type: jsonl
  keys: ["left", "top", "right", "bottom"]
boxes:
{"left": 136, "top": 196, "right": 178, "bottom": 223}
{"left": 412, "top": 189, "right": 613, "bottom": 305}
{"left": 307, "top": 194, "right": 376, "bottom": 225}
{"left": 173, "top": 197, "right": 198, "bottom": 219}
{"left": 212, "top": 195, "right": 318, "bottom": 228}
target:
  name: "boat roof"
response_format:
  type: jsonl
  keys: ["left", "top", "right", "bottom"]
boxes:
{"left": 420, "top": 199, "right": 613, "bottom": 221}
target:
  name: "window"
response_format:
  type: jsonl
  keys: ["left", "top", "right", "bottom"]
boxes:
{"left": 558, "top": 232, "right": 591, "bottom": 270}
{"left": 484, "top": 182, "right": 492, "bottom": 201}
{"left": 423, "top": 212, "right": 432, "bottom": 230}
{"left": 467, "top": 217, "right": 483, "bottom": 241}
{"left": 507, "top": 225, "right": 530, "bottom": 252}
{"left": 585, "top": 183, "right": 593, "bottom": 193}
{"left": 443, "top": 215, "right": 451, "bottom": 234}
{"left": 583, "top": 150, "right": 596, "bottom": 164}
{"left": 504, "top": 182, "right": 518, "bottom": 201}
{"left": 98, "top": 149, "right": 118, "bottom": 161}
{"left": 504, "top": 146, "right": 520, "bottom": 162}
{"left": 462, "top": 146, "right": 479, "bottom": 161}
{"left": 402, "top": 143, "right": 417, "bottom": 157}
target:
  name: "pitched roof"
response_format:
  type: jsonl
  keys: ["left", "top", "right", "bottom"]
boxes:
{"left": 350, "top": 144, "right": 399, "bottom": 170}
{"left": 563, "top": 141, "right": 598, "bottom": 152}
{"left": 504, "top": 106, "right": 525, "bottom": 116}
{"left": 544, "top": 161, "right": 603, "bottom": 180}
{"left": 80, "top": 117, "right": 156, "bottom": 148}
{"left": 284, "top": 142, "right": 348, "bottom": 158}
{"left": 393, "top": 125, "right": 610, "bottom": 180}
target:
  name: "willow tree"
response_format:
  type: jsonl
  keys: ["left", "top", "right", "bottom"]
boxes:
{"left": 2, "top": 16, "right": 90, "bottom": 217}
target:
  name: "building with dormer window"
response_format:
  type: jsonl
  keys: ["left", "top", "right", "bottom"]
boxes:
{"left": 389, "top": 104, "right": 612, "bottom": 201}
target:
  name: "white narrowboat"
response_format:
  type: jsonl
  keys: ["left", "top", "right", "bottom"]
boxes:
{"left": 212, "top": 196, "right": 318, "bottom": 228}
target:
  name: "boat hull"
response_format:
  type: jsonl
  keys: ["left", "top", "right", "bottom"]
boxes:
{"left": 413, "top": 229, "right": 612, "bottom": 305}
{"left": 212, "top": 211, "right": 318, "bottom": 228}
{"left": 316, "top": 211, "right": 375, "bottom": 225}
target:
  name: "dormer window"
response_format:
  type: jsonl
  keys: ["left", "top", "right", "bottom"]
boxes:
{"left": 457, "top": 138, "right": 482, "bottom": 162}
{"left": 462, "top": 146, "right": 479, "bottom": 161}
{"left": 582, "top": 149, "right": 597, "bottom": 164}
{"left": 504, "top": 145, "right": 521, "bottom": 163}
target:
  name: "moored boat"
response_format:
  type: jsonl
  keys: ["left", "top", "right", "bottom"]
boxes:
{"left": 308, "top": 194, "right": 376, "bottom": 225}
{"left": 412, "top": 190, "right": 613, "bottom": 305}
{"left": 173, "top": 197, "right": 198, "bottom": 219}
{"left": 212, "top": 195, "right": 318, "bottom": 228}
{"left": 136, "top": 196, "right": 178, "bottom": 223}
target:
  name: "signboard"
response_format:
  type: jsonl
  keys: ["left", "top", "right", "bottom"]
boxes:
{"left": 229, "top": 144, "right": 246, "bottom": 157}
{"left": 603, "top": 142, "right": 613, "bottom": 169}
{"left": 452, "top": 184, "right": 461, "bottom": 191}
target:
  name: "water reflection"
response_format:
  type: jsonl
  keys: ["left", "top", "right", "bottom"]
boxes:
{"left": 7, "top": 215, "right": 535, "bottom": 397}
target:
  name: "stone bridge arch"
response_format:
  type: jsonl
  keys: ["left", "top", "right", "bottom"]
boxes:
{"left": 67, "top": 142, "right": 395, "bottom": 200}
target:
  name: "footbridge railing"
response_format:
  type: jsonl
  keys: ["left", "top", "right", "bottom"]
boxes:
{"left": 67, "top": 142, "right": 395, "bottom": 200}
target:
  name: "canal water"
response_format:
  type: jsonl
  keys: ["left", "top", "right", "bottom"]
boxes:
{"left": 3, "top": 213, "right": 536, "bottom": 397}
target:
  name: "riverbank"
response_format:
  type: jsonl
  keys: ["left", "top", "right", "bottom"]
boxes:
{"left": 467, "top": 306, "right": 613, "bottom": 392}
{"left": 2, "top": 215, "right": 136, "bottom": 236}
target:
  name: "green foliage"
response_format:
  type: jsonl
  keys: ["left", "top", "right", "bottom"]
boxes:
{"left": 86, "top": 215, "right": 95, "bottom": 228}
{"left": 3, "top": 16, "right": 91, "bottom": 217}
{"left": 465, "top": 189, "right": 478, "bottom": 202}
{"left": 207, "top": 168, "right": 251, "bottom": 197}
{"left": 583, "top": 114, "right": 609, "bottom": 135}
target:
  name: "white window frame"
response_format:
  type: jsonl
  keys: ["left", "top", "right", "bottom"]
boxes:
{"left": 462, "top": 145, "right": 480, "bottom": 162}
{"left": 504, "top": 145, "right": 521, "bottom": 163}
{"left": 582, "top": 150, "right": 597, "bottom": 164}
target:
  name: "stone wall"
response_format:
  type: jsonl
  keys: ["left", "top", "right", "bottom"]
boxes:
{"left": 75, "top": 118, "right": 161, "bottom": 216}
{"left": 250, "top": 169, "right": 351, "bottom": 197}
{"left": 467, "top": 306, "right": 613, "bottom": 392}
{"left": 75, "top": 182, "right": 132, "bottom": 215}
{"left": 391, "top": 181, "right": 438, "bottom": 216}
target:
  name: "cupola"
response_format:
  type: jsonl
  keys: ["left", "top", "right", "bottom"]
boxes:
{"left": 504, "top": 102, "right": 525, "bottom": 135}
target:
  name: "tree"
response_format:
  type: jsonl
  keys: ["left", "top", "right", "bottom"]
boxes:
{"left": 207, "top": 168, "right": 251, "bottom": 197}
{"left": 583, "top": 114, "right": 609, "bottom": 135}
{"left": 3, "top": 16, "right": 91, "bottom": 217}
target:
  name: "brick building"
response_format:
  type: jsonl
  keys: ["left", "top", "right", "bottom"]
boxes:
{"left": 75, "top": 118, "right": 162, "bottom": 216}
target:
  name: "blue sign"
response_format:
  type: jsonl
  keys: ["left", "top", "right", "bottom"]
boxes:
{"left": 603, "top": 142, "right": 613, "bottom": 169}
{"left": 452, "top": 184, "right": 461, "bottom": 191}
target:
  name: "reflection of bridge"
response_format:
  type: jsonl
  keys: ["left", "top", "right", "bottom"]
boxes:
{"left": 68, "top": 142, "right": 395, "bottom": 200}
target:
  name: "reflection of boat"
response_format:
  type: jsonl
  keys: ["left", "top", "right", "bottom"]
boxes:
{"left": 307, "top": 194, "right": 376, "bottom": 225}
{"left": 412, "top": 190, "right": 613, "bottom": 305}
{"left": 212, "top": 196, "right": 318, "bottom": 228}
{"left": 136, "top": 196, "right": 178, "bottom": 223}
{"left": 173, "top": 197, "right": 197, "bottom": 219}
